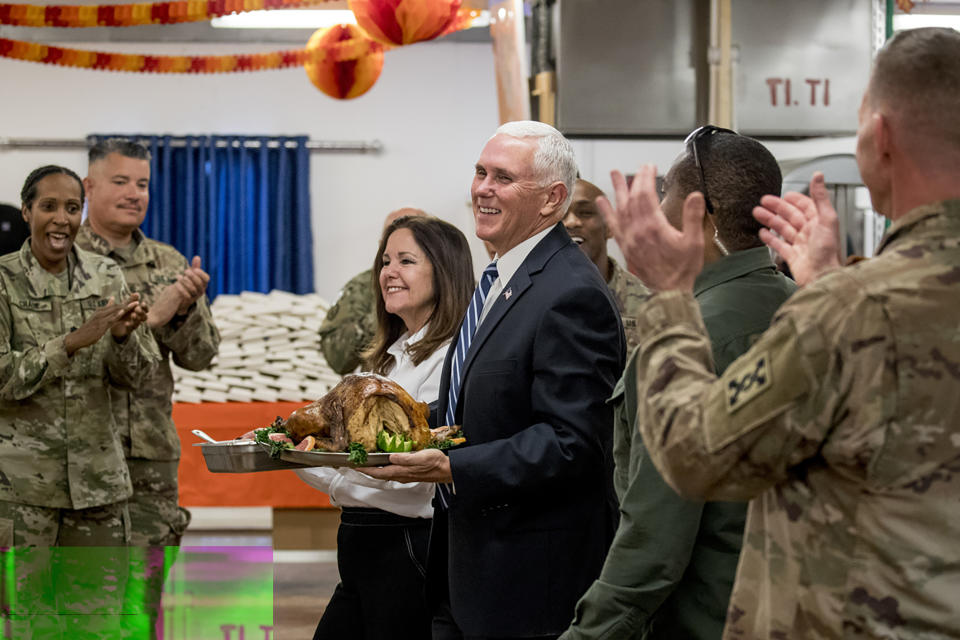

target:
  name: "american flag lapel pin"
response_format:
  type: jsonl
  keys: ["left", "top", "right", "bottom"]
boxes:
{"left": 504, "top": 287, "right": 513, "bottom": 300}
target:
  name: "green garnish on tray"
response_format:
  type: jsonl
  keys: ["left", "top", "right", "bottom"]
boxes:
{"left": 347, "top": 442, "right": 368, "bottom": 465}
{"left": 376, "top": 430, "right": 414, "bottom": 453}
{"left": 255, "top": 417, "right": 295, "bottom": 458}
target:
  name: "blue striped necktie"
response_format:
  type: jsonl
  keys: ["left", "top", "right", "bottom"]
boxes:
{"left": 437, "top": 262, "right": 498, "bottom": 509}
{"left": 445, "top": 261, "right": 499, "bottom": 427}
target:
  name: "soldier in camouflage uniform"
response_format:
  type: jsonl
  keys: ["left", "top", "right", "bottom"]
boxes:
{"left": 76, "top": 140, "right": 219, "bottom": 638}
{"left": 564, "top": 134, "right": 796, "bottom": 640}
{"left": 0, "top": 166, "right": 159, "bottom": 636}
{"left": 77, "top": 139, "right": 220, "bottom": 549}
{"left": 319, "top": 267, "right": 376, "bottom": 374}
{"left": 563, "top": 179, "right": 649, "bottom": 353}
{"left": 320, "top": 208, "right": 425, "bottom": 374}
{"left": 602, "top": 27, "right": 960, "bottom": 638}
{"left": 0, "top": 165, "right": 157, "bottom": 545}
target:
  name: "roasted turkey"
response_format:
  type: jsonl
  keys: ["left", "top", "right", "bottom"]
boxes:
{"left": 284, "top": 373, "right": 431, "bottom": 452}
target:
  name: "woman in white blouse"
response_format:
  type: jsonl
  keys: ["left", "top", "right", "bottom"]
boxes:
{"left": 298, "top": 215, "right": 474, "bottom": 640}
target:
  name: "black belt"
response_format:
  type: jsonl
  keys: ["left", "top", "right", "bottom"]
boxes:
{"left": 339, "top": 506, "right": 431, "bottom": 527}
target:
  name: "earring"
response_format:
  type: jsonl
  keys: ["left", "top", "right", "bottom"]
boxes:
{"left": 713, "top": 227, "right": 730, "bottom": 257}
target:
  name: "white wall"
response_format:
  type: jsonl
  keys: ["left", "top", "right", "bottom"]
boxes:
{"left": 0, "top": 41, "right": 500, "bottom": 301}
{"left": 1, "top": 39, "right": 858, "bottom": 301}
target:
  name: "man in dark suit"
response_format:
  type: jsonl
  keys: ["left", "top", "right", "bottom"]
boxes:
{"left": 365, "top": 121, "right": 624, "bottom": 639}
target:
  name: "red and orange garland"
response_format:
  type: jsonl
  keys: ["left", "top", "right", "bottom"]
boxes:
{"left": 0, "top": 0, "right": 485, "bottom": 98}
{"left": 0, "top": 37, "right": 310, "bottom": 73}
{"left": 0, "top": 0, "right": 337, "bottom": 28}
{"left": 0, "top": 31, "right": 385, "bottom": 74}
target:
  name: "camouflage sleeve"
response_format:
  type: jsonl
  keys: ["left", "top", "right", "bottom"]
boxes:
{"left": 104, "top": 279, "right": 162, "bottom": 391}
{"left": 156, "top": 294, "right": 220, "bottom": 371}
{"left": 319, "top": 271, "right": 376, "bottom": 375}
{"left": 634, "top": 288, "right": 849, "bottom": 502}
{"left": 0, "top": 283, "right": 72, "bottom": 401}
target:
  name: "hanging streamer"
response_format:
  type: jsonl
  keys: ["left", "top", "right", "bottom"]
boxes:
{"left": 0, "top": 0, "right": 484, "bottom": 97}
{"left": 0, "top": 0, "right": 335, "bottom": 28}
{"left": 0, "top": 34, "right": 386, "bottom": 73}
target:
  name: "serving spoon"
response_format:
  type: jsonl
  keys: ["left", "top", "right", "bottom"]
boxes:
{"left": 192, "top": 429, "right": 223, "bottom": 444}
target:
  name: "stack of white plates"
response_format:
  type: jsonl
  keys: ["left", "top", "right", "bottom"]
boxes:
{"left": 172, "top": 290, "right": 342, "bottom": 403}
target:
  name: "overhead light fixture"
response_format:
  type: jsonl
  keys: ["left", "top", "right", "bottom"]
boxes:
{"left": 212, "top": 7, "right": 490, "bottom": 30}
{"left": 211, "top": 9, "right": 357, "bottom": 29}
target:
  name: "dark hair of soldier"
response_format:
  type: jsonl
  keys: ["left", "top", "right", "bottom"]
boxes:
{"left": 869, "top": 27, "right": 960, "bottom": 152}
{"left": 363, "top": 215, "right": 475, "bottom": 375}
{"left": 88, "top": 137, "right": 152, "bottom": 164}
{"left": 20, "top": 165, "right": 85, "bottom": 210}
{"left": 673, "top": 133, "right": 782, "bottom": 253}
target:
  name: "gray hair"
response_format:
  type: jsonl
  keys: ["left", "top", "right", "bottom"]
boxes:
{"left": 88, "top": 137, "right": 151, "bottom": 165}
{"left": 495, "top": 121, "right": 578, "bottom": 211}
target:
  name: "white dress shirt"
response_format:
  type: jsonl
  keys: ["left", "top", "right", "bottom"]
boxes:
{"left": 294, "top": 324, "right": 449, "bottom": 519}
{"left": 478, "top": 226, "right": 554, "bottom": 325}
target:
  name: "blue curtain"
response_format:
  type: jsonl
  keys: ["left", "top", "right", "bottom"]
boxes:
{"left": 87, "top": 134, "right": 314, "bottom": 298}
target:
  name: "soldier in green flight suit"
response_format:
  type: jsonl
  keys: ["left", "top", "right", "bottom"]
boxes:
{"left": 563, "top": 133, "right": 795, "bottom": 640}
{"left": 602, "top": 27, "right": 960, "bottom": 639}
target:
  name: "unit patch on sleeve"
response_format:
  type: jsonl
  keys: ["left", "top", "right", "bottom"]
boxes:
{"left": 725, "top": 351, "right": 772, "bottom": 413}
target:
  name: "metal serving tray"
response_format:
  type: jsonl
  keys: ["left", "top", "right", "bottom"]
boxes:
{"left": 276, "top": 447, "right": 393, "bottom": 468}
{"left": 196, "top": 441, "right": 312, "bottom": 473}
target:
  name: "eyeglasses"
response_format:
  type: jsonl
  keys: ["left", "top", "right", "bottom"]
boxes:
{"left": 684, "top": 125, "right": 736, "bottom": 215}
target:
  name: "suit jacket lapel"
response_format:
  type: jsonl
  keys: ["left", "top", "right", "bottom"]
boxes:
{"left": 456, "top": 223, "right": 572, "bottom": 398}
{"left": 438, "top": 336, "right": 455, "bottom": 423}
{"left": 458, "top": 266, "right": 531, "bottom": 383}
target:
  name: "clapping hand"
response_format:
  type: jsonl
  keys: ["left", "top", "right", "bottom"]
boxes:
{"left": 64, "top": 294, "right": 145, "bottom": 356}
{"left": 752, "top": 172, "right": 842, "bottom": 286}
{"left": 147, "top": 256, "right": 210, "bottom": 328}
{"left": 111, "top": 293, "right": 148, "bottom": 338}
{"left": 597, "top": 164, "right": 706, "bottom": 292}
{"left": 177, "top": 256, "right": 210, "bottom": 315}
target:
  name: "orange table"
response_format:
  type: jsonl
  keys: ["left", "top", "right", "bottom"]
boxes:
{"left": 175, "top": 402, "right": 333, "bottom": 508}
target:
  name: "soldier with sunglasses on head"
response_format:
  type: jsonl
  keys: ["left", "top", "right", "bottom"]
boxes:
{"left": 562, "top": 128, "right": 796, "bottom": 640}
{"left": 602, "top": 27, "right": 960, "bottom": 639}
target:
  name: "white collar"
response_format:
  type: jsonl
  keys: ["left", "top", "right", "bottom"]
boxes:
{"left": 492, "top": 225, "right": 554, "bottom": 288}
{"left": 387, "top": 322, "right": 429, "bottom": 358}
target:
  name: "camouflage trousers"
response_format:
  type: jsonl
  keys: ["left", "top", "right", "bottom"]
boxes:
{"left": 0, "top": 499, "right": 130, "bottom": 548}
{"left": 126, "top": 459, "right": 191, "bottom": 548}
{"left": 0, "top": 500, "right": 142, "bottom": 639}
{"left": 123, "top": 459, "right": 191, "bottom": 639}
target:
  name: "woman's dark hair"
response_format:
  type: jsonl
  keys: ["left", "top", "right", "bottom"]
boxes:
{"left": 363, "top": 216, "right": 475, "bottom": 375}
{"left": 21, "top": 165, "right": 85, "bottom": 210}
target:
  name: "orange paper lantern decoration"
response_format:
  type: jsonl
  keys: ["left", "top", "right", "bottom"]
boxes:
{"left": 304, "top": 24, "right": 384, "bottom": 99}
{"left": 349, "top": 0, "right": 461, "bottom": 46}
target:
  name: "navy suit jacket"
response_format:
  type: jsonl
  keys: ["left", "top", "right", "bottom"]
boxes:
{"left": 429, "top": 223, "right": 625, "bottom": 637}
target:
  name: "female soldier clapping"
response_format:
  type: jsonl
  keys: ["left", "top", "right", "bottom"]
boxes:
{"left": 0, "top": 165, "right": 159, "bottom": 548}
